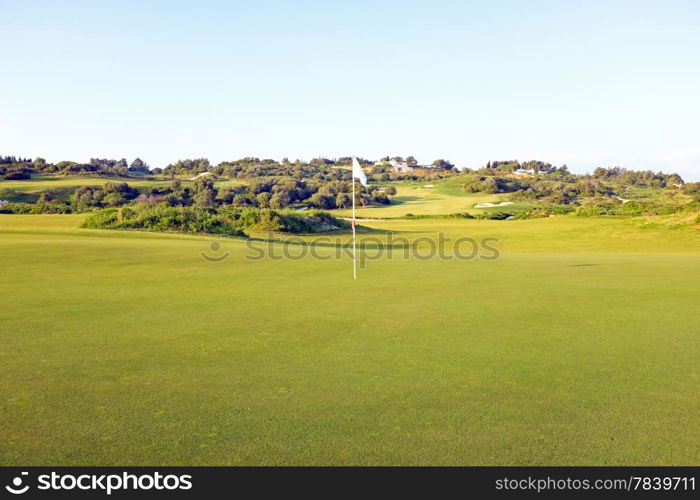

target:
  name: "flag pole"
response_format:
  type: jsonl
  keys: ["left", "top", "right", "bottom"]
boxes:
{"left": 351, "top": 156, "right": 366, "bottom": 280}
{"left": 352, "top": 174, "right": 357, "bottom": 280}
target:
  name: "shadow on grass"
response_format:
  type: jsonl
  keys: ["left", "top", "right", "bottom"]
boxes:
{"left": 353, "top": 226, "right": 432, "bottom": 235}
{"left": 384, "top": 195, "right": 420, "bottom": 206}
{"left": 245, "top": 233, "right": 438, "bottom": 250}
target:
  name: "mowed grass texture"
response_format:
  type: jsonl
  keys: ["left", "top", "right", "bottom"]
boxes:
{"left": 0, "top": 215, "right": 698, "bottom": 465}
{"left": 0, "top": 175, "right": 175, "bottom": 192}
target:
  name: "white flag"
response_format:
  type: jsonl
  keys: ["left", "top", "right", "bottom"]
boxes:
{"left": 352, "top": 157, "right": 367, "bottom": 186}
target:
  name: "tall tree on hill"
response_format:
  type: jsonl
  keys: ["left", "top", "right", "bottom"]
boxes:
{"left": 432, "top": 159, "right": 454, "bottom": 170}
{"left": 192, "top": 177, "right": 216, "bottom": 208}
{"left": 129, "top": 158, "right": 150, "bottom": 173}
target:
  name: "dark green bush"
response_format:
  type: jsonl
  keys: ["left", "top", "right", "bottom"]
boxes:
{"left": 0, "top": 202, "right": 71, "bottom": 214}
{"left": 82, "top": 204, "right": 349, "bottom": 236}
{"left": 512, "top": 205, "right": 575, "bottom": 219}
{"left": 3, "top": 170, "right": 31, "bottom": 180}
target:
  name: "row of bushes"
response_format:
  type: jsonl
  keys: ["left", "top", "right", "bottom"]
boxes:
{"left": 573, "top": 199, "right": 699, "bottom": 217}
{"left": 472, "top": 201, "right": 697, "bottom": 220}
{"left": 81, "top": 205, "right": 350, "bottom": 236}
{"left": 0, "top": 202, "right": 72, "bottom": 214}
{"left": 400, "top": 200, "right": 699, "bottom": 221}
{"left": 401, "top": 205, "right": 574, "bottom": 220}
{"left": 506, "top": 201, "right": 698, "bottom": 220}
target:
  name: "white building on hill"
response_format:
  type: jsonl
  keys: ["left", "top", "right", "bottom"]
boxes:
{"left": 375, "top": 159, "right": 414, "bottom": 173}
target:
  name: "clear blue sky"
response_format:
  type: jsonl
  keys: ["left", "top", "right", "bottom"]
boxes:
{"left": 2, "top": 0, "right": 699, "bottom": 180}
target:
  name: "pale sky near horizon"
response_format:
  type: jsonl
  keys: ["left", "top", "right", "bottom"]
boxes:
{"left": 2, "top": 0, "right": 699, "bottom": 180}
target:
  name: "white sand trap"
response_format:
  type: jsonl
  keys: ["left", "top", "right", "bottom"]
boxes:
{"left": 423, "top": 184, "right": 434, "bottom": 188}
{"left": 474, "top": 201, "right": 514, "bottom": 208}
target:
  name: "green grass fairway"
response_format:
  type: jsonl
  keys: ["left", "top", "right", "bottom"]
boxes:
{"left": 0, "top": 175, "right": 244, "bottom": 192}
{"left": 333, "top": 182, "right": 513, "bottom": 217}
{"left": 0, "top": 175, "right": 244, "bottom": 203}
{"left": 0, "top": 175, "right": 175, "bottom": 193}
{"left": 1, "top": 214, "right": 698, "bottom": 465}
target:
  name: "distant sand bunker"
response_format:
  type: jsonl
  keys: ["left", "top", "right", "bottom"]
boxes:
{"left": 474, "top": 201, "right": 514, "bottom": 208}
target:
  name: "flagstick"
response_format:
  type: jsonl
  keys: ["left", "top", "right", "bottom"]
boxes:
{"left": 352, "top": 177, "right": 357, "bottom": 280}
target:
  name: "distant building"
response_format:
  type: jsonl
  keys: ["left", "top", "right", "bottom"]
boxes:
{"left": 377, "top": 159, "right": 414, "bottom": 173}
{"left": 392, "top": 164, "right": 414, "bottom": 174}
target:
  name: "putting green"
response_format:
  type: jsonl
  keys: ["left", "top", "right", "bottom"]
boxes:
{"left": 0, "top": 214, "right": 698, "bottom": 465}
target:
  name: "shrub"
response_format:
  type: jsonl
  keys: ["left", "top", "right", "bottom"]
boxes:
{"left": 82, "top": 205, "right": 349, "bottom": 236}
{"left": 3, "top": 170, "right": 31, "bottom": 180}
{"left": 512, "top": 205, "right": 575, "bottom": 219}
{"left": 0, "top": 202, "right": 71, "bottom": 214}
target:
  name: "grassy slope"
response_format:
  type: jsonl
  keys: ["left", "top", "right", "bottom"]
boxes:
{"left": 2, "top": 174, "right": 691, "bottom": 215}
{"left": 0, "top": 175, "right": 175, "bottom": 192}
{"left": 0, "top": 175, "right": 244, "bottom": 198}
{"left": 0, "top": 175, "right": 516, "bottom": 216}
{"left": 332, "top": 182, "right": 514, "bottom": 218}
{"left": 1, "top": 214, "right": 698, "bottom": 465}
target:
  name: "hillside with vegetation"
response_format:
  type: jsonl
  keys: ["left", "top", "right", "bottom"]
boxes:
{"left": 1, "top": 154, "right": 698, "bottom": 233}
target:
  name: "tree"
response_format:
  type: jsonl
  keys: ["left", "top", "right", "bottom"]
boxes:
{"left": 3, "top": 170, "right": 31, "bottom": 180}
{"left": 405, "top": 156, "right": 418, "bottom": 166}
{"left": 432, "top": 159, "right": 454, "bottom": 170}
{"left": 72, "top": 186, "right": 104, "bottom": 210}
{"left": 194, "top": 188, "right": 215, "bottom": 208}
{"left": 163, "top": 158, "right": 210, "bottom": 176}
{"left": 169, "top": 179, "right": 183, "bottom": 193}
{"left": 232, "top": 194, "right": 249, "bottom": 206}
{"left": 681, "top": 182, "right": 700, "bottom": 201}
{"left": 482, "top": 177, "right": 499, "bottom": 194}
{"left": 192, "top": 177, "right": 216, "bottom": 208}
{"left": 667, "top": 173, "right": 683, "bottom": 186}
{"left": 310, "top": 157, "right": 333, "bottom": 167}
{"left": 593, "top": 167, "right": 607, "bottom": 178}
{"left": 256, "top": 192, "right": 271, "bottom": 208}
{"left": 269, "top": 191, "right": 290, "bottom": 209}
{"left": 129, "top": 158, "right": 149, "bottom": 173}
{"left": 372, "top": 191, "right": 390, "bottom": 204}
{"left": 308, "top": 192, "right": 333, "bottom": 209}
{"left": 103, "top": 192, "right": 127, "bottom": 206}
{"left": 384, "top": 186, "right": 397, "bottom": 198}
{"left": 335, "top": 192, "right": 351, "bottom": 208}
{"left": 217, "top": 186, "right": 236, "bottom": 204}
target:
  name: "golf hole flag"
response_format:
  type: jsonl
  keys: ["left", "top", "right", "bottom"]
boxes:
{"left": 352, "top": 157, "right": 367, "bottom": 186}
{"left": 350, "top": 157, "right": 366, "bottom": 279}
